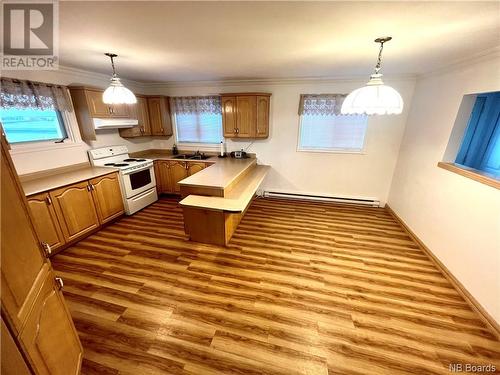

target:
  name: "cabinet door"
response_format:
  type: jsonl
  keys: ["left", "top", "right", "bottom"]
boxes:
{"left": 222, "top": 96, "right": 237, "bottom": 137}
{"left": 90, "top": 173, "right": 124, "bottom": 224}
{"left": 50, "top": 181, "right": 100, "bottom": 242}
{"left": 1, "top": 139, "right": 47, "bottom": 333}
{"left": 169, "top": 161, "right": 188, "bottom": 194}
{"left": 236, "top": 95, "right": 257, "bottom": 137}
{"left": 110, "top": 103, "right": 132, "bottom": 118}
{"left": 85, "top": 89, "right": 111, "bottom": 117}
{"left": 148, "top": 97, "right": 172, "bottom": 136}
{"left": 256, "top": 96, "right": 270, "bottom": 138}
{"left": 157, "top": 161, "right": 172, "bottom": 193}
{"left": 27, "top": 193, "right": 65, "bottom": 254}
{"left": 187, "top": 162, "right": 206, "bottom": 176}
{"left": 19, "top": 271, "right": 83, "bottom": 375}
{"left": 137, "top": 96, "right": 151, "bottom": 135}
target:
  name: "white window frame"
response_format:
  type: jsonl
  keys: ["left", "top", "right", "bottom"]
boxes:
{"left": 6, "top": 89, "right": 84, "bottom": 155}
{"left": 172, "top": 112, "right": 222, "bottom": 150}
{"left": 296, "top": 114, "right": 368, "bottom": 155}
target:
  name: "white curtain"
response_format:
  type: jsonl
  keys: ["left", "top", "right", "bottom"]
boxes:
{"left": 171, "top": 96, "right": 221, "bottom": 115}
{"left": 0, "top": 77, "right": 73, "bottom": 112}
{"left": 298, "top": 94, "right": 347, "bottom": 116}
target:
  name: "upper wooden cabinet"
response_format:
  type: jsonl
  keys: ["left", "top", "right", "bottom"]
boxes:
{"left": 90, "top": 173, "right": 125, "bottom": 224}
{"left": 148, "top": 96, "right": 173, "bottom": 136}
{"left": 27, "top": 192, "right": 65, "bottom": 254}
{"left": 69, "top": 86, "right": 136, "bottom": 141}
{"left": 119, "top": 95, "right": 152, "bottom": 138}
{"left": 221, "top": 93, "right": 271, "bottom": 139}
{"left": 49, "top": 181, "right": 100, "bottom": 242}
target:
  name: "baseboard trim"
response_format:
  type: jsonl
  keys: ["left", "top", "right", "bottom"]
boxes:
{"left": 385, "top": 204, "right": 500, "bottom": 339}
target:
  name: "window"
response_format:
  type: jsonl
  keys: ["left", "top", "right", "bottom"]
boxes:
{"left": 0, "top": 107, "right": 67, "bottom": 143}
{"left": 174, "top": 112, "right": 222, "bottom": 144}
{"left": 455, "top": 92, "right": 500, "bottom": 177}
{"left": 298, "top": 114, "right": 368, "bottom": 152}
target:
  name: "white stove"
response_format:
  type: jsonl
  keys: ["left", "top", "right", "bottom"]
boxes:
{"left": 88, "top": 146, "right": 158, "bottom": 215}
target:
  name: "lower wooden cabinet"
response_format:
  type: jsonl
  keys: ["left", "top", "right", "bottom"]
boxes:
{"left": 1, "top": 318, "right": 31, "bottom": 375}
{"left": 27, "top": 172, "right": 124, "bottom": 253}
{"left": 27, "top": 193, "right": 65, "bottom": 254}
{"left": 19, "top": 269, "right": 83, "bottom": 375}
{"left": 155, "top": 160, "right": 207, "bottom": 194}
{"left": 90, "top": 173, "right": 125, "bottom": 224}
{"left": 50, "top": 181, "right": 100, "bottom": 242}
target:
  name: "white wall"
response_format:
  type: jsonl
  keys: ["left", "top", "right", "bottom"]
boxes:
{"left": 150, "top": 78, "right": 415, "bottom": 205}
{"left": 5, "top": 68, "right": 415, "bottom": 205}
{"left": 388, "top": 55, "right": 500, "bottom": 323}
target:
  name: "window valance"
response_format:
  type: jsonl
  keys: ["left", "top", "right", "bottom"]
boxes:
{"left": 298, "top": 94, "right": 347, "bottom": 116}
{"left": 0, "top": 77, "right": 73, "bottom": 112}
{"left": 171, "top": 96, "right": 221, "bottom": 115}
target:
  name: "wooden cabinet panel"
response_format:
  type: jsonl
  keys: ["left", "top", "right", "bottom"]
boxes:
{"left": 156, "top": 161, "right": 172, "bottom": 193}
{"left": 50, "top": 181, "right": 100, "bottom": 242}
{"left": 169, "top": 161, "right": 188, "bottom": 194}
{"left": 110, "top": 103, "right": 130, "bottom": 118}
{"left": 19, "top": 271, "right": 83, "bottom": 375}
{"left": 222, "top": 93, "right": 270, "bottom": 139}
{"left": 148, "top": 97, "right": 172, "bottom": 136}
{"left": 236, "top": 96, "right": 257, "bottom": 137}
{"left": 222, "top": 96, "right": 237, "bottom": 137}
{"left": 90, "top": 173, "right": 124, "bottom": 224}
{"left": 27, "top": 193, "right": 65, "bottom": 254}
{"left": 119, "top": 96, "right": 150, "bottom": 137}
{"left": 1, "top": 318, "right": 31, "bottom": 375}
{"left": 187, "top": 162, "right": 206, "bottom": 176}
{"left": 85, "top": 89, "right": 110, "bottom": 117}
{"left": 256, "top": 96, "right": 270, "bottom": 138}
{"left": 1, "top": 142, "right": 47, "bottom": 332}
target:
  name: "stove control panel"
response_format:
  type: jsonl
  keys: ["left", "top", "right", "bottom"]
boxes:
{"left": 89, "top": 146, "right": 129, "bottom": 160}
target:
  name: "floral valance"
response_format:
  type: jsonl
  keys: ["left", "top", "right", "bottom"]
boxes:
{"left": 0, "top": 77, "right": 73, "bottom": 112}
{"left": 298, "top": 94, "right": 347, "bottom": 116}
{"left": 171, "top": 96, "right": 221, "bottom": 115}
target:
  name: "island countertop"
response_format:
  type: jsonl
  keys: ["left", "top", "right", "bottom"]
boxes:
{"left": 132, "top": 150, "right": 257, "bottom": 190}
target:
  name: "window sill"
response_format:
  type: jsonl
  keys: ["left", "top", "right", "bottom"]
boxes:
{"left": 296, "top": 148, "right": 365, "bottom": 155}
{"left": 437, "top": 162, "right": 499, "bottom": 190}
{"left": 9, "top": 141, "right": 85, "bottom": 155}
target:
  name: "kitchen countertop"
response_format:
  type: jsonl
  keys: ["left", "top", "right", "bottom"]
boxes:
{"left": 21, "top": 165, "right": 119, "bottom": 196}
{"left": 134, "top": 151, "right": 257, "bottom": 190}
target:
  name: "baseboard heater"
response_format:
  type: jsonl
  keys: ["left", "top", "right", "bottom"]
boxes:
{"left": 262, "top": 191, "right": 381, "bottom": 207}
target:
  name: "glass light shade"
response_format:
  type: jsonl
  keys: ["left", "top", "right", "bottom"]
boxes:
{"left": 341, "top": 74, "right": 403, "bottom": 115}
{"left": 102, "top": 76, "right": 137, "bottom": 104}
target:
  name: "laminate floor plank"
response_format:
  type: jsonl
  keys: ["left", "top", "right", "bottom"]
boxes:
{"left": 51, "top": 197, "right": 500, "bottom": 374}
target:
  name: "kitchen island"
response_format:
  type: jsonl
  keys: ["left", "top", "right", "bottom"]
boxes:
{"left": 132, "top": 149, "right": 269, "bottom": 245}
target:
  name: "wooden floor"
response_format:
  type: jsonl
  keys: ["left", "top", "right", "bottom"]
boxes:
{"left": 51, "top": 197, "right": 500, "bottom": 375}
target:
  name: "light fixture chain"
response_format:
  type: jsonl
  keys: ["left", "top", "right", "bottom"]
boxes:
{"left": 374, "top": 41, "right": 385, "bottom": 74}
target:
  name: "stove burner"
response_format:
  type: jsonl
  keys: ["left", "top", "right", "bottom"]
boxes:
{"left": 104, "top": 163, "right": 116, "bottom": 166}
{"left": 123, "top": 158, "right": 137, "bottom": 162}
{"left": 135, "top": 159, "right": 146, "bottom": 162}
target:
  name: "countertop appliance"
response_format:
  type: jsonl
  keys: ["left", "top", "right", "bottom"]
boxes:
{"left": 88, "top": 146, "right": 158, "bottom": 215}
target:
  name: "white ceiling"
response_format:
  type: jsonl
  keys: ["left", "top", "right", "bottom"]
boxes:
{"left": 59, "top": 1, "right": 500, "bottom": 83}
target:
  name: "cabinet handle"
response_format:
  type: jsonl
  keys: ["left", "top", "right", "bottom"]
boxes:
{"left": 41, "top": 242, "right": 52, "bottom": 257}
{"left": 55, "top": 277, "right": 64, "bottom": 290}
{"left": 45, "top": 195, "right": 52, "bottom": 205}
{"left": 140, "top": 126, "right": 145, "bottom": 134}
{"left": 87, "top": 184, "right": 95, "bottom": 191}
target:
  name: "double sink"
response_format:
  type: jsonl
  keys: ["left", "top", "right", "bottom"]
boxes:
{"left": 173, "top": 153, "right": 211, "bottom": 160}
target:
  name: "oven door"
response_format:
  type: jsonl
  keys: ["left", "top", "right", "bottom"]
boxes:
{"left": 121, "top": 164, "right": 156, "bottom": 198}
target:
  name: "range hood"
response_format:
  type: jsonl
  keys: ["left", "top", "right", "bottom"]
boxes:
{"left": 93, "top": 118, "right": 138, "bottom": 130}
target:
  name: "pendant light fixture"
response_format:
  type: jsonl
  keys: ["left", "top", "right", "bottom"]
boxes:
{"left": 341, "top": 37, "right": 403, "bottom": 115}
{"left": 102, "top": 53, "right": 137, "bottom": 105}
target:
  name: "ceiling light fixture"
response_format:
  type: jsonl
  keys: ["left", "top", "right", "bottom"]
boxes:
{"left": 341, "top": 37, "right": 403, "bottom": 115}
{"left": 102, "top": 53, "right": 137, "bottom": 105}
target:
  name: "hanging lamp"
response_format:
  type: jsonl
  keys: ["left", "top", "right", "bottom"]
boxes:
{"left": 102, "top": 53, "right": 137, "bottom": 105}
{"left": 341, "top": 37, "right": 403, "bottom": 115}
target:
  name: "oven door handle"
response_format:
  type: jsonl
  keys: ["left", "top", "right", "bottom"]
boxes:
{"left": 121, "top": 164, "right": 153, "bottom": 176}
